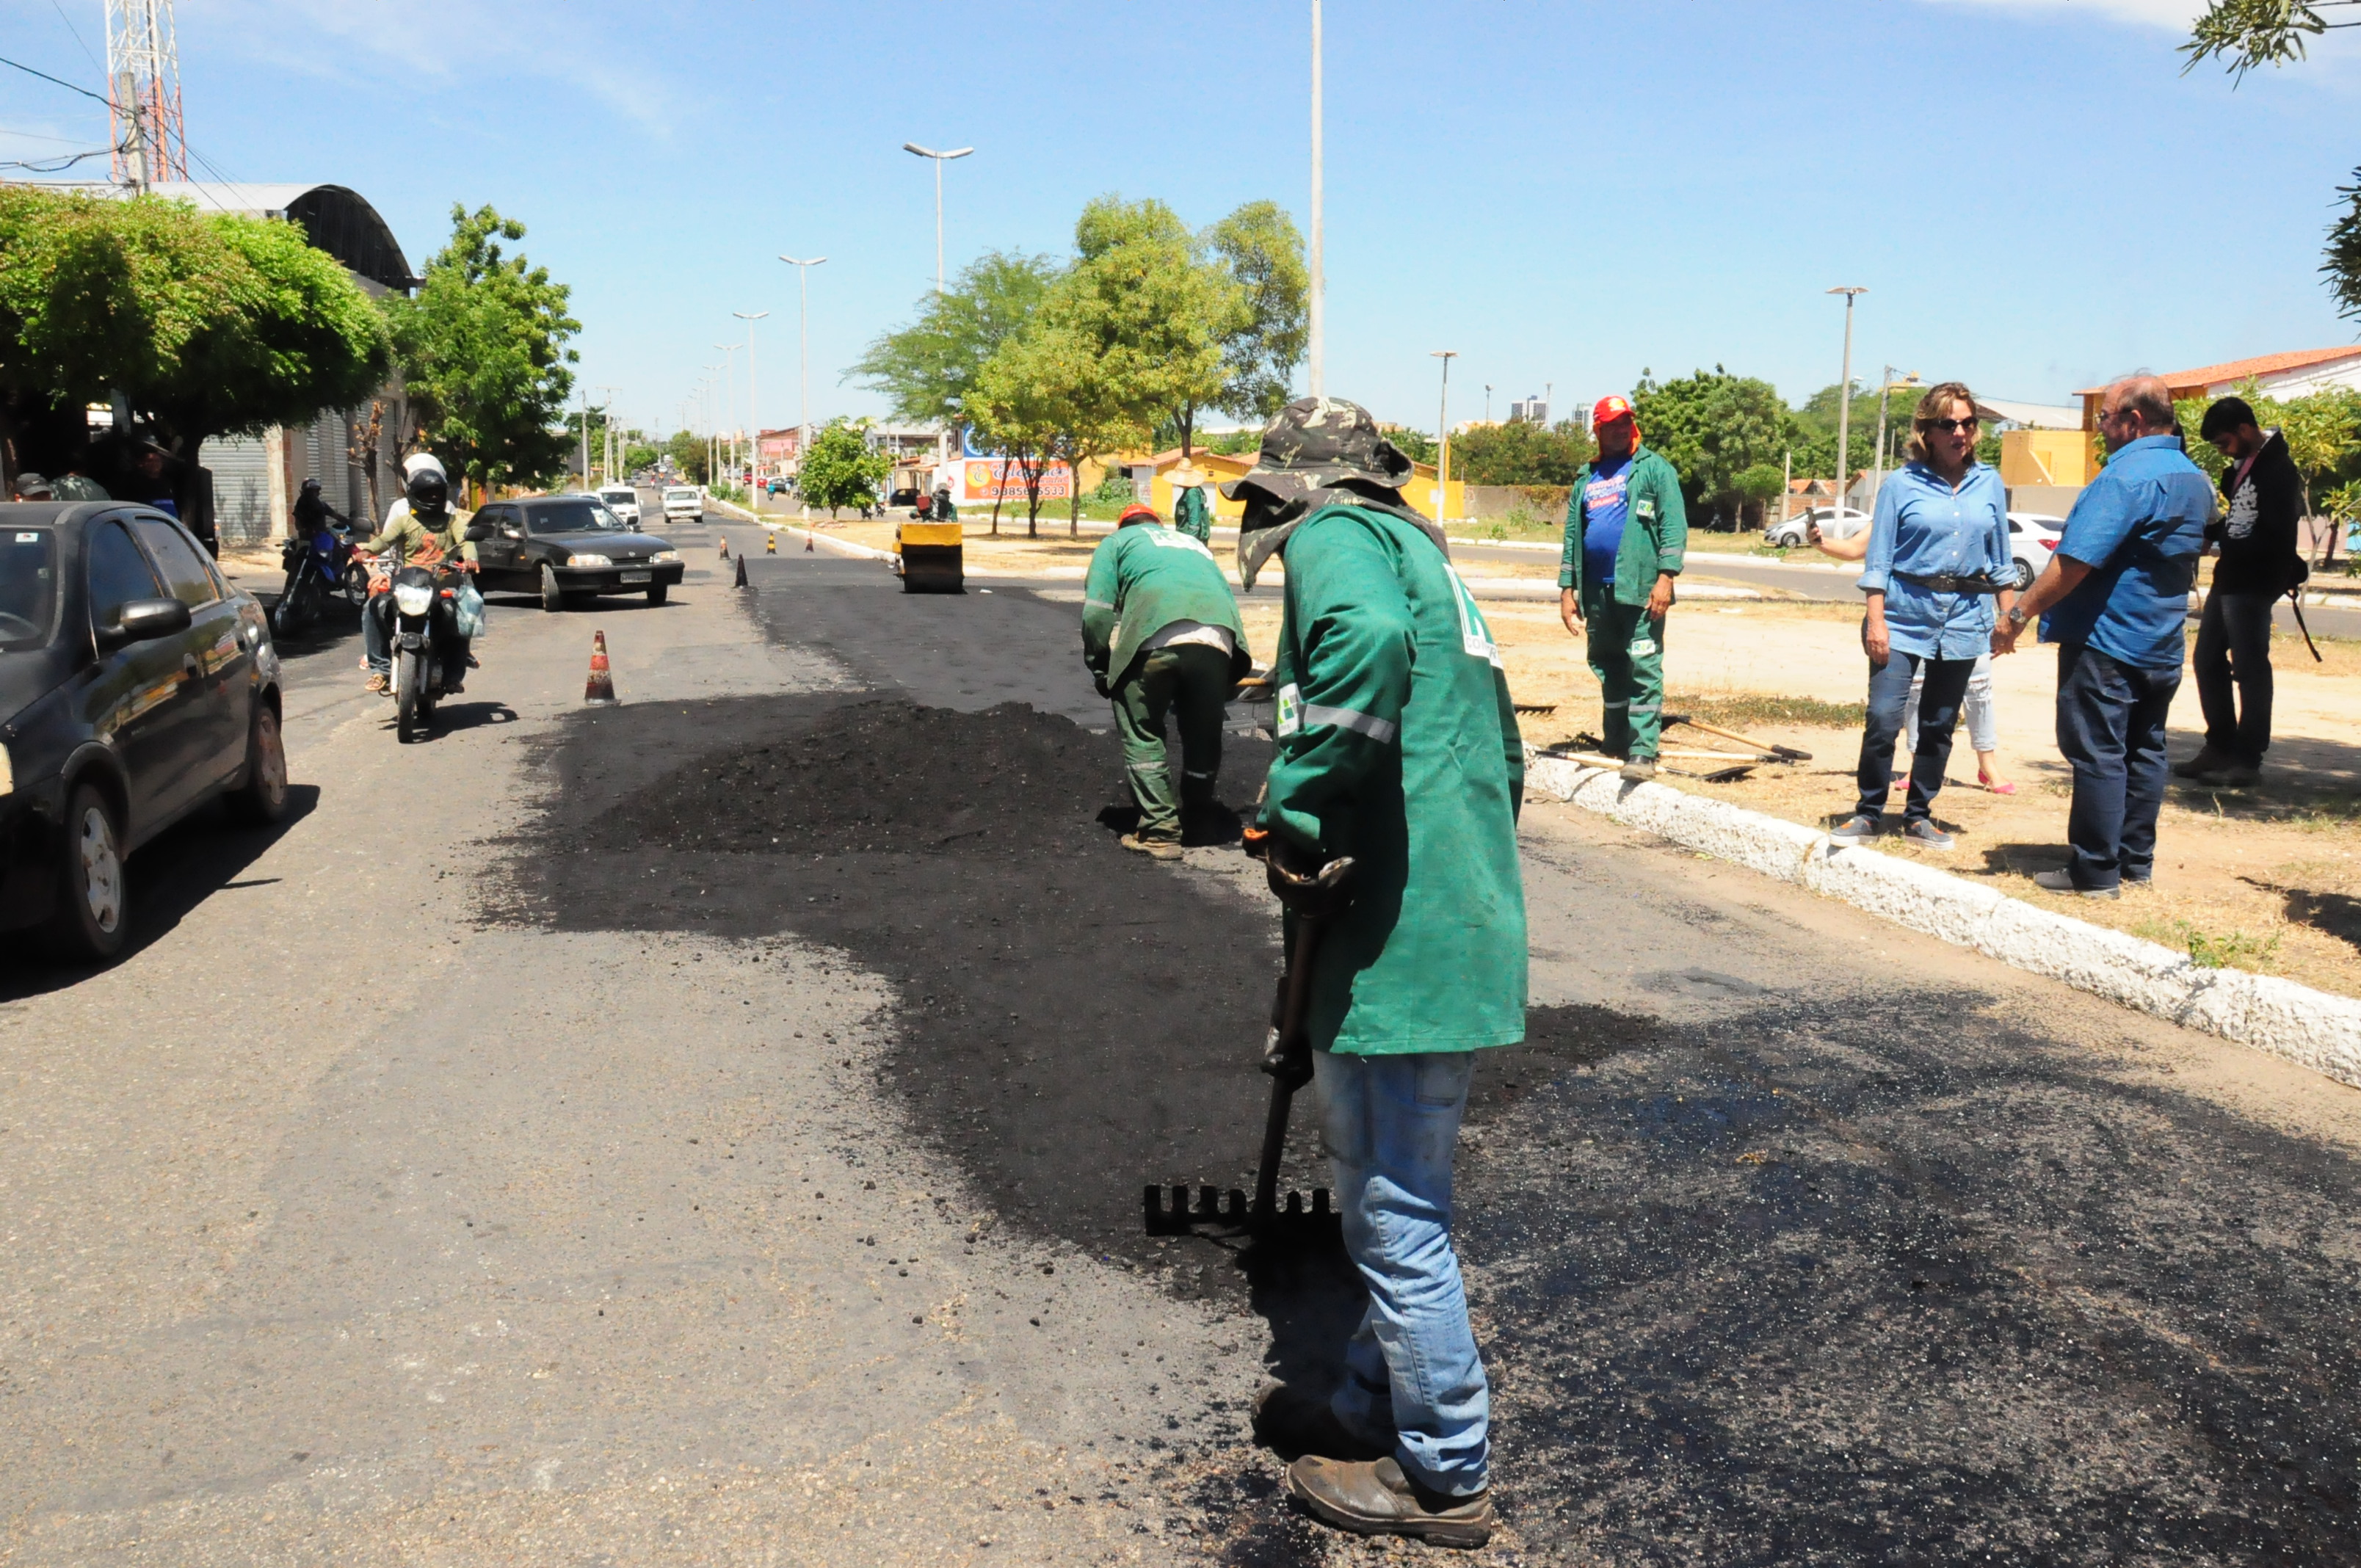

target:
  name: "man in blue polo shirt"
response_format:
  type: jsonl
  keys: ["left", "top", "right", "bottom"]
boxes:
{"left": 1994, "top": 375, "right": 2211, "bottom": 898}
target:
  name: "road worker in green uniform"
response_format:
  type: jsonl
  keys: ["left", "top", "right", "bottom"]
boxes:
{"left": 1169, "top": 462, "right": 1214, "bottom": 544}
{"left": 1225, "top": 397, "right": 1524, "bottom": 1550}
{"left": 1557, "top": 393, "right": 1686, "bottom": 781}
{"left": 1081, "top": 501, "right": 1250, "bottom": 860}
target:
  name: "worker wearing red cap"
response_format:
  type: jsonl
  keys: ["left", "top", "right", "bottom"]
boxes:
{"left": 1082, "top": 502, "right": 1251, "bottom": 857}
{"left": 1558, "top": 394, "right": 1687, "bottom": 780}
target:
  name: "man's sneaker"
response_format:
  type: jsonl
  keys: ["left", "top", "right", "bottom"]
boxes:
{"left": 2034, "top": 868, "right": 2118, "bottom": 900}
{"left": 1250, "top": 1384, "right": 1391, "bottom": 1462}
{"left": 1901, "top": 819, "right": 1955, "bottom": 850}
{"left": 1620, "top": 755, "right": 1658, "bottom": 783}
{"left": 2172, "top": 744, "right": 2231, "bottom": 780}
{"left": 1287, "top": 1456, "right": 1494, "bottom": 1548}
{"left": 1119, "top": 834, "right": 1183, "bottom": 861}
{"left": 365, "top": 672, "right": 389, "bottom": 694}
{"left": 2198, "top": 763, "right": 2261, "bottom": 788}
{"left": 1828, "top": 814, "right": 1880, "bottom": 844}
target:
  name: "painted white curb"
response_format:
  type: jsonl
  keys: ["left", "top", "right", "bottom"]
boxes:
{"left": 1525, "top": 752, "right": 2361, "bottom": 1089}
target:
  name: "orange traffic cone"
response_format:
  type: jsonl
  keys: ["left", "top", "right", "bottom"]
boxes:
{"left": 584, "top": 630, "right": 618, "bottom": 705}
{"left": 719, "top": 537, "right": 730, "bottom": 559}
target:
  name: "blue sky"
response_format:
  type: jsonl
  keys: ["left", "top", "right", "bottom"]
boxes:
{"left": 3, "top": 0, "right": 2357, "bottom": 437}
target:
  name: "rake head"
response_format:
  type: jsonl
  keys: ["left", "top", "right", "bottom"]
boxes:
{"left": 1143, "top": 1183, "right": 1335, "bottom": 1237}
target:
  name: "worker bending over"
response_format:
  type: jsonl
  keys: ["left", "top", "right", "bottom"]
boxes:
{"left": 1081, "top": 501, "right": 1250, "bottom": 859}
{"left": 1227, "top": 397, "right": 1526, "bottom": 1548}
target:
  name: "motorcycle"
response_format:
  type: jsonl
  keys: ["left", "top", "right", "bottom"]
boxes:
{"left": 385, "top": 560, "right": 475, "bottom": 744}
{"left": 272, "top": 523, "right": 366, "bottom": 636}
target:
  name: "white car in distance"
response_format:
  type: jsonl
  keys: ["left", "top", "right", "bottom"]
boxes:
{"left": 1765, "top": 507, "right": 1871, "bottom": 548}
{"left": 2006, "top": 512, "right": 2065, "bottom": 591}
{"left": 662, "top": 485, "right": 703, "bottom": 524}
{"left": 598, "top": 485, "right": 642, "bottom": 528}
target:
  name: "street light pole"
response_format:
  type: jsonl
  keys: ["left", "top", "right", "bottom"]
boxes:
{"left": 1871, "top": 366, "right": 1918, "bottom": 505}
{"left": 1826, "top": 286, "right": 1868, "bottom": 518}
{"left": 902, "top": 143, "right": 973, "bottom": 297}
{"left": 595, "top": 385, "right": 620, "bottom": 484}
{"left": 714, "top": 343, "right": 741, "bottom": 488}
{"left": 1431, "top": 350, "right": 1457, "bottom": 523}
{"left": 780, "top": 255, "right": 827, "bottom": 520}
{"left": 1308, "top": 0, "right": 1324, "bottom": 399}
{"left": 734, "top": 311, "right": 769, "bottom": 490}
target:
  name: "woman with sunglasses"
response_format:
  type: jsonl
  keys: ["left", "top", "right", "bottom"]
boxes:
{"left": 1827, "top": 382, "right": 2017, "bottom": 849}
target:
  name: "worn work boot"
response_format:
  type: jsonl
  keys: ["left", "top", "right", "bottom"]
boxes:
{"left": 1287, "top": 1455, "right": 1495, "bottom": 1548}
{"left": 1251, "top": 1384, "right": 1392, "bottom": 1462}
{"left": 1119, "top": 834, "right": 1183, "bottom": 862}
{"left": 1619, "top": 755, "right": 1657, "bottom": 783}
{"left": 2172, "top": 744, "right": 2231, "bottom": 780}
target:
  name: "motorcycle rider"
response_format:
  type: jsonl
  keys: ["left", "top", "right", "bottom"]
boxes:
{"left": 293, "top": 476, "right": 352, "bottom": 537}
{"left": 356, "top": 465, "right": 477, "bottom": 695}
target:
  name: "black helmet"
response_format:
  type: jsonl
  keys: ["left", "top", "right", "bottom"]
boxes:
{"left": 300, "top": 476, "right": 322, "bottom": 495}
{"left": 405, "top": 467, "right": 449, "bottom": 513}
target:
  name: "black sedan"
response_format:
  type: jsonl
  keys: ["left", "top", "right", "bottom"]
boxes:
{"left": 468, "top": 494, "right": 685, "bottom": 610}
{"left": 0, "top": 501, "right": 288, "bottom": 961}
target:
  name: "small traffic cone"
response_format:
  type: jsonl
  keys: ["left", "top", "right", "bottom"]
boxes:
{"left": 718, "top": 537, "right": 730, "bottom": 560}
{"left": 766, "top": 531, "right": 777, "bottom": 554}
{"left": 803, "top": 530, "right": 814, "bottom": 553}
{"left": 584, "top": 630, "right": 618, "bottom": 705}
{"left": 733, "top": 553, "right": 749, "bottom": 589}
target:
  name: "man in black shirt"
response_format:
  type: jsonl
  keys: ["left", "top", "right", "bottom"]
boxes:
{"left": 2180, "top": 396, "right": 2306, "bottom": 786}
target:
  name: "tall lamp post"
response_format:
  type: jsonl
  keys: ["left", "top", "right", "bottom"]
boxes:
{"left": 779, "top": 255, "right": 827, "bottom": 520}
{"left": 595, "top": 385, "right": 620, "bottom": 484}
{"left": 1430, "top": 349, "right": 1458, "bottom": 523}
{"left": 1308, "top": 0, "right": 1324, "bottom": 398}
{"left": 714, "top": 341, "right": 742, "bottom": 487}
{"left": 901, "top": 142, "right": 973, "bottom": 297}
{"left": 1826, "top": 286, "right": 1868, "bottom": 518}
{"left": 734, "top": 311, "right": 769, "bottom": 490}
{"left": 1870, "top": 367, "right": 1919, "bottom": 506}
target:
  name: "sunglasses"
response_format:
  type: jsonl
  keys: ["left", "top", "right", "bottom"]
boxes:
{"left": 1926, "top": 416, "right": 1979, "bottom": 434}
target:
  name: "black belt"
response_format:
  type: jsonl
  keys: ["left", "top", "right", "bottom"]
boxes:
{"left": 1895, "top": 570, "right": 2009, "bottom": 595}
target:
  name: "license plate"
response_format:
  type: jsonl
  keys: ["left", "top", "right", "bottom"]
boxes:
{"left": 620, "top": 570, "right": 650, "bottom": 584}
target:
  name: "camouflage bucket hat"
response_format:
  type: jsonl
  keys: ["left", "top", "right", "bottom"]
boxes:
{"left": 1221, "top": 397, "right": 1413, "bottom": 511}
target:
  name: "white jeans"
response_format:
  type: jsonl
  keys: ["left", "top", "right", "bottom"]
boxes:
{"left": 1904, "top": 650, "right": 1998, "bottom": 756}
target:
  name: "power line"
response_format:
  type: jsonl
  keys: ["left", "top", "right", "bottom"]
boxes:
{"left": 0, "top": 52, "right": 109, "bottom": 103}
{"left": 49, "top": 0, "right": 105, "bottom": 76}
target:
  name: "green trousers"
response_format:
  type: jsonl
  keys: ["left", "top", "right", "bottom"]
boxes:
{"left": 1584, "top": 589, "right": 1667, "bottom": 761}
{"left": 1114, "top": 642, "right": 1230, "bottom": 843}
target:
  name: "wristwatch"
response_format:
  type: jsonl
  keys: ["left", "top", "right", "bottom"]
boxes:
{"left": 2004, "top": 604, "right": 2030, "bottom": 631}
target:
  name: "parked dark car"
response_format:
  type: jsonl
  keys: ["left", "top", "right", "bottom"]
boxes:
{"left": 468, "top": 494, "right": 686, "bottom": 611}
{"left": 0, "top": 501, "right": 288, "bottom": 960}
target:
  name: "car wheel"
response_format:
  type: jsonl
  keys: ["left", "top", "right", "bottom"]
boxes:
{"left": 230, "top": 700, "right": 289, "bottom": 824}
{"left": 2014, "top": 558, "right": 2036, "bottom": 592}
{"left": 44, "top": 783, "right": 128, "bottom": 962}
{"left": 540, "top": 562, "right": 565, "bottom": 612}
{"left": 647, "top": 582, "right": 668, "bottom": 605}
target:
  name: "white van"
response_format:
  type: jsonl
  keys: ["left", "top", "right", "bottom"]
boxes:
{"left": 662, "top": 485, "right": 703, "bottom": 523}
{"left": 598, "top": 485, "right": 642, "bottom": 527}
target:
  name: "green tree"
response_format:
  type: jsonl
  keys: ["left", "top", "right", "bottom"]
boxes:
{"left": 664, "top": 429, "right": 708, "bottom": 484}
{"left": 1450, "top": 418, "right": 1595, "bottom": 486}
{"left": 965, "top": 334, "right": 1067, "bottom": 538}
{"left": 848, "top": 250, "right": 1060, "bottom": 437}
{"left": 1631, "top": 367, "right": 1794, "bottom": 529}
{"left": 2329, "top": 168, "right": 2361, "bottom": 324}
{"left": 1053, "top": 195, "right": 1241, "bottom": 458}
{"left": 0, "top": 187, "right": 389, "bottom": 512}
{"left": 799, "top": 418, "right": 890, "bottom": 515}
{"left": 1205, "top": 200, "right": 1309, "bottom": 423}
{"left": 1381, "top": 424, "right": 1438, "bottom": 465}
{"left": 384, "top": 203, "right": 581, "bottom": 493}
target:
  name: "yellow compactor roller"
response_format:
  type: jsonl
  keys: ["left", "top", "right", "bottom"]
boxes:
{"left": 894, "top": 520, "right": 963, "bottom": 594}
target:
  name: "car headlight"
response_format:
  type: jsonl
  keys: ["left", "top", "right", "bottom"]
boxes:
{"left": 392, "top": 582, "right": 434, "bottom": 615}
{"left": 567, "top": 553, "right": 613, "bottom": 569}
{"left": 650, "top": 550, "right": 681, "bottom": 565}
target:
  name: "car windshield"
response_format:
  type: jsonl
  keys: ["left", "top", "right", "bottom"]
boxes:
{"left": 600, "top": 490, "right": 635, "bottom": 505}
{"left": 0, "top": 528, "right": 58, "bottom": 651}
{"left": 664, "top": 488, "right": 697, "bottom": 502}
{"left": 526, "top": 499, "right": 625, "bottom": 535}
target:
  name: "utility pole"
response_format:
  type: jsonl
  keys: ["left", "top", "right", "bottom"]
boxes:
{"left": 1308, "top": 0, "right": 1324, "bottom": 399}
{"left": 1431, "top": 350, "right": 1458, "bottom": 523}
{"left": 714, "top": 343, "right": 741, "bottom": 488}
{"left": 734, "top": 311, "right": 769, "bottom": 490}
{"left": 1826, "top": 287, "right": 1868, "bottom": 518}
{"left": 1484, "top": 384, "right": 1492, "bottom": 424}
{"left": 780, "top": 256, "right": 827, "bottom": 518}
{"left": 595, "top": 385, "right": 621, "bottom": 484}
{"left": 579, "top": 386, "right": 592, "bottom": 493}
{"left": 901, "top": 143, "right": 973, "bottom": 296}
{"left": 1870, "top": 367, "right": 1918, "bottom": 506}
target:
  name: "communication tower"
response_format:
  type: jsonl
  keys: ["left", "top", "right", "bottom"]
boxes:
{"left": 106, "top": 0, "right": 189, "bottom": 189}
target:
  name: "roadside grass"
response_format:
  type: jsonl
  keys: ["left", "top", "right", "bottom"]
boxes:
{"left": 2132, "top": 916, "right": 2285, "bottom": 972}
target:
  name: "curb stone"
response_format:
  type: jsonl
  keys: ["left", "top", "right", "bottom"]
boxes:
{"left": 1526, "top": 752, "right": 2361, "bottom": 1090}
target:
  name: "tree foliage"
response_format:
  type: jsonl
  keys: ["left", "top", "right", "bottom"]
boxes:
{"left": 384, "top": 203, "right": 580, "bottom": 491}
{"left": 663, "top": 429, "right": 708, "bottom": 484}
{"left": 2181, "top": 0, "right": 2360, "bottom": 78}
{"left": 1381, "top": 424, "right": 1438, "bottom": 466}
{"left": 2329, "top": 167, "right": 2361, "bottom": 324}
{"left": 1631, "top": 368, "right": 1794, "bottom": 528}
{"left": 1205, "top": 200, "right": 1309, "bottom": 424}
{"left": 798, "top": 418, "right": 890, "bottom": 513}
{"left": 1054, "top": 195, "right": 1241, "bottom": 457}
{"left": 847, "top": 251, "right": 1060, "bottom": 432}
{"left": 1449, "top": 418, "right": 1595, "bottom": 486}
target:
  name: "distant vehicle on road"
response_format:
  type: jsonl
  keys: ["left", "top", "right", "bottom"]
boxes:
{"left": 0, "top": 501, "right": 288, "bottom": 960}
{"left": 598, "top": 486, "right": 642, "bottom": 528}
{"left": 1765, "top": 507, "right": 1871, "bottom": 548}
{"left": 2006, "top": 512, "right": 2065, "bottom": 591}
{"left": 662, "top": 485, "right": 703, "bottom": 523}
{"left": 766, "top": 478, "right": 789, "bottom": 496}
{"left": 885, "top": 487, "right": 923, "bottom": 510}
{"left": 470, "top": 494, "right": 685, "bottom": 610}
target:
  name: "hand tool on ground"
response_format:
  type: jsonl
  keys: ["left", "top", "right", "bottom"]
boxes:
{"left": 1512, "top": 701, "right": 1556, "bottom": 716}
{"left": 1664, "top": 714, "right": 1812, "bottom": 761}
{"left": 1145, "top": 856, "right": 1353, "bottom": 1239}
{"left": 2288, "top": 589, "right": 2324, "bottom": 663}
{"left": 1542, "top": 747, "right": 1756, "bottom": 784}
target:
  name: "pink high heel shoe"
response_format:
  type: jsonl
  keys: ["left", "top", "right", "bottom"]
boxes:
{"left": 1979, "top": 767, "right": 2015, "bottom": 796}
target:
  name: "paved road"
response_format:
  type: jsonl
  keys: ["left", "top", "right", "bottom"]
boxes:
{"left": 4, "top": 502, "right": 2358, "bottom": 1564}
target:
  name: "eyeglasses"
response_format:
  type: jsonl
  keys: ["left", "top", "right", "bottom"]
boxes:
{"left": 1927, "top": 417, "right": 1979, "bottom": 434}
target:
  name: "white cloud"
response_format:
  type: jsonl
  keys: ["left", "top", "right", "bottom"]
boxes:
{"left": 1921, "top": 0, "right": 2205, "bottom": 30}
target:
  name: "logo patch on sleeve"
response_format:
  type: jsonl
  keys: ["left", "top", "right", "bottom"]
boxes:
{"left": 1275, "top": 682, "right": 1303, "bottom": 736}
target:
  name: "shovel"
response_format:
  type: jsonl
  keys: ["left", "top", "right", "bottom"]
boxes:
{"left": 1145, "top": 858, "right": 1352, "bottom": 1239}
{"left": 1665, "top": 713, "right": 1813, "bottom": 762}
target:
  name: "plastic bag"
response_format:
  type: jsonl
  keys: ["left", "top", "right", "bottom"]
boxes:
{"left": 452, "top": 578, "right": 488, "bottom": 639}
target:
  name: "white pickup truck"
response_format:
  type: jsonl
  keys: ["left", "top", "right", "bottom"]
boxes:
{"left": 661, "top": 485, "right": 703, "bottom": 524}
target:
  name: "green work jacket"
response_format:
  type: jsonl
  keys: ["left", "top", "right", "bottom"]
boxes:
{"left": 1172, "top": 486, "right": 1212, "bottom": 544}
{"left": 1264, "top": 504, "right": 1527, "bottom": 1056}
{"left": 361, "top": 508, "right": 478, "bottom": 568}
{"left": 1081, "top": 520, "right": 1249, "bottom": 692}
{"left": 1556, "top": 445, "right": 1688, "bottom": 606}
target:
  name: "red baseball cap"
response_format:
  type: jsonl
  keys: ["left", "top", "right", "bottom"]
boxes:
{"left": 1592, "top": 394, "right": 1634, "bottom": 427}
{"left": 1117, "top": 503, "right": 1161, "bottom": 526}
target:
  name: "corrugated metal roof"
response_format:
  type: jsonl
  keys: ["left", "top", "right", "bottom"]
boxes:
{"left": 2075, "top": 346, "right": 2361, "bottom": 396}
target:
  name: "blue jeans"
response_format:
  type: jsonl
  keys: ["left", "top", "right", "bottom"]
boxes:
{"left": 1854, "top": 652, "right": 1975, "bottom": 823}
{"left": 1314, "top": 1048, "right": 1490, "bottom": 1496}
{"left": 2055, "top": 642, "right": 2180, "bottom": 890}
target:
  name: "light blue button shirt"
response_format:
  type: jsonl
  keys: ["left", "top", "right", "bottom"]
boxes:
{"left": 1857, "top": 460, "right": 2012, "bottom": 660}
